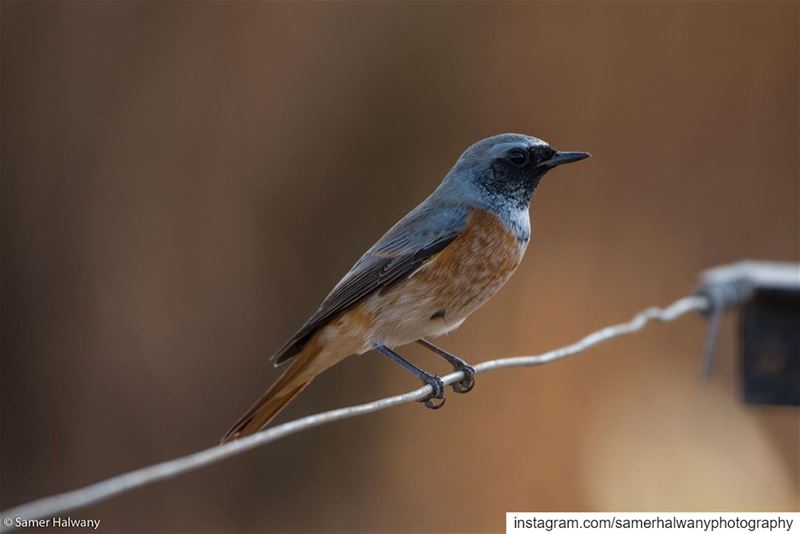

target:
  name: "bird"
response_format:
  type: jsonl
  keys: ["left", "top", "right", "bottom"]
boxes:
{"left": 221, "top": 133, "right": 589, "bottom": 442}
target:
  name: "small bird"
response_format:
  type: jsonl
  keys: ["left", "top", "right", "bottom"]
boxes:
{"left": 222, "top": 133, "right": 589, "bottom": 442}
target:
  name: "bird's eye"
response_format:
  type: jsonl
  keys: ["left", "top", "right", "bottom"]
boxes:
{"left": 506, "top": 148, "right": 530, "bottom": 168}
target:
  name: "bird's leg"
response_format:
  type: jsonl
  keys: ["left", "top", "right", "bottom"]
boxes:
{"left": 373, "top": 343, "right": 446, "bottom": 409}
{"left": 417, "top": 339, "right": 476, "bottom": 394}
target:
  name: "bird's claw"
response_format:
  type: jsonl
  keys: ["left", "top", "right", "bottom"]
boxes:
{"left": 424, "top": 396, "right": 446, "bottom": 409}
{"left": 452, "top": 364, "right": 476, "bottom": 394}
{"left": 419, "top": 375, "right": 446, "bottom": 409}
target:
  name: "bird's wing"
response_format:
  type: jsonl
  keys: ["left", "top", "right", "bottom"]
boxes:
{"left": 272, "top": 204, "right": 469, "bottom": 365}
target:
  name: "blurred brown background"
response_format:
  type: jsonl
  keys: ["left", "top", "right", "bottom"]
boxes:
{"left": 2, "top": 1, "right": 798, "bottom": 532}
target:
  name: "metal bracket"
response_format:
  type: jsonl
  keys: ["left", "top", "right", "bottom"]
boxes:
{"left": 695, "top": 261, "right": 800, "bottom": 405}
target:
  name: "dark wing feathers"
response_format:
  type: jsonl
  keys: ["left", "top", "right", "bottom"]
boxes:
{"left": 272, "top": 205, "right": 468, "bottom": 365}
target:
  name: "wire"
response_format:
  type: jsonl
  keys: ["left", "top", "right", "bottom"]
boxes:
{"left": 0, "top": 295, "right": 709, "bottom": 529}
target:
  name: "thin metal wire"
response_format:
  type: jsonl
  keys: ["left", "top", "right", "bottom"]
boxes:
{"left": 0, "top": 295, "right": 709, "bottom": 529}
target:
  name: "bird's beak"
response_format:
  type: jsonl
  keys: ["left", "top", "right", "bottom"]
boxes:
{"left": 539, "top": 150, "right": 591, "bottom": 169}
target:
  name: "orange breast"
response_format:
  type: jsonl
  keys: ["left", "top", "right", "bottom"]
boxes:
{"left": 335, "top": 207, "right": 527, "bottom": 351}
{"left": 409, "top": 207, "right": 525, "bottom": 315}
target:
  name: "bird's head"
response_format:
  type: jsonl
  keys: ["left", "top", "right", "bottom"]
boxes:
{"left": 445, "top": 133, "right": 590, "bottom": 210}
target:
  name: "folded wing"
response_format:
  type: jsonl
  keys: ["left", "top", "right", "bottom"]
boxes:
{"left": 272, "top": 204, "right": 469, "bottom": 365}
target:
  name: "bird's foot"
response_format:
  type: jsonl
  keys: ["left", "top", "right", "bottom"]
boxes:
{"left": 451, "top": 362, "right": 476, "bottom": 394}
{"left": 419, "top": 374, "right": 446, "bottom": 409}
{"left": 373, "top": 343, "right": 447, "bottom": 410}
{"left": 416, "top": 339, "right": 476, "bottom": 394}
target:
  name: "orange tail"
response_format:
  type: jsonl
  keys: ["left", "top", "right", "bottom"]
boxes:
{"left": 221, "top": 342, "right": 321, "bottom": 443}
